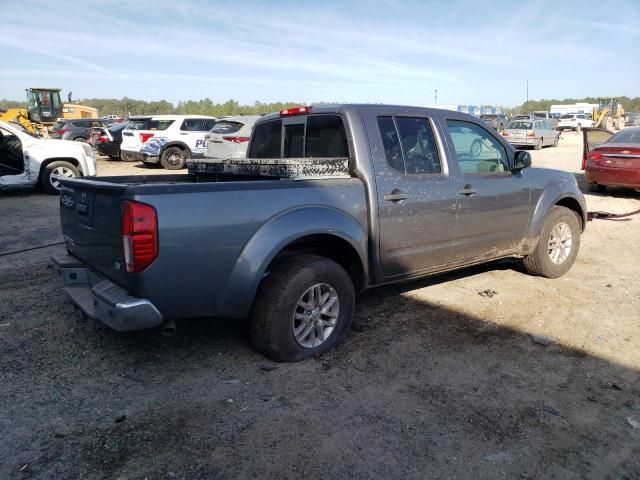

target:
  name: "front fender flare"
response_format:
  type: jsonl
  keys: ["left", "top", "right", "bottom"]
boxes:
{"left": 158, "top": 141, "right": 191, "bottom": 159}
{"left": 521, "top": 179, "right": 586, "bottom": 254}
{"left": 217, "top": 206, "right": 368, "bottom": 319}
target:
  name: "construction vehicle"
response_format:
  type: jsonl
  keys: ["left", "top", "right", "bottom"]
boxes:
{"left": 592, "top": 97, "right": 626, "bottom": 131}
{"left": 0, "top": 88, "right": 98, "bottom": 136}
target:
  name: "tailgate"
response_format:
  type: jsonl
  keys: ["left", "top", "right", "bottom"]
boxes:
{"left": 121, "top": 128, "right": 142, "bottom": 151}
{"left": 59, "top": 180, "right": 128, "bottom": 286}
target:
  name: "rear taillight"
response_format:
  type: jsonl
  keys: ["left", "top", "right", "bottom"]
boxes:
{"left": 222, "top": 136, "right": 250, "bottom": 143}
{"left": 121, "top": 201, "right": 158, "bottom": 273}
{"left": 501, "top": 131, "right": 509, "bottom": 137}
{"left": 280, "top": 106, "right": 312, "bottom": 116}
{"left": 140, "top": 132, "right": 155, "bottom": 143}
{"left": 98, "top": 135, "right": 108, "bottom": 143}
{"left": 527, "top": 131, "right": 536, "bottom": 137}
{"left": 54, "top": 129, "right": 69, "bottom": 134}
{"left": 584, "top": 151, "right": 602, "bottom": 170}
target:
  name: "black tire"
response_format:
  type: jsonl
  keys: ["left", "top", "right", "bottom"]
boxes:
{"left": 534, "top": 138, "right": 542, "bottom": 150}
{"left": 160, "top": 146, "right": 188, "bottom": 170}
{"left": 73, "top": 137, "right": 87, "bottom": 142}
{"left": 523, "top": 206, "right": 581, "bottom": 278}
{"left": 250, "top": 254, "right": 355, "bottom": 362}
{"left": 589, "top": 183, "right": 606, "bottom": 193}
{"left": 108, "top": 154, "right": 120, "bottom": 160}
{"left": 575, "top": 124, "right": 581, "bottom": 133}
{"left": 39, "top": 161, "right": 80, "bottom": 194}
{"left": 498, "top": 123, "right": 504, "bottom": 131}
{"left": 552, "top": 135, "right": 559, "bottom": 147}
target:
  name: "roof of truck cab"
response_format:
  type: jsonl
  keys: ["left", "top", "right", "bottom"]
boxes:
{"left": 256, "top": 104, "right": 479, "bottom": 124}
{"left": 147, "top": 114, "right": 216, "bottom": 119}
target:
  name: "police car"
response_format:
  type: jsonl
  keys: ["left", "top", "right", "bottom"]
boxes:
{"left": 120, "top": 115, "right": 216, "bottom": 169}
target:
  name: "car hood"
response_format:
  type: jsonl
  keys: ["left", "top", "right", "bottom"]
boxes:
{"left": 24, "top": 137, "right": 87, "bottom": 158}
{"left": 529, "top": 166, "right": 579, "bottom": 189}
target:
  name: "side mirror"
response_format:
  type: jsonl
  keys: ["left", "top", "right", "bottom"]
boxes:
{"left": 513, "top": 150, "right": 532, "bottom": 172}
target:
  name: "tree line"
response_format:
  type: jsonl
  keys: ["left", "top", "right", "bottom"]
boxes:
{"left": 2, "top": 96, "right": 639, "bottom": 117}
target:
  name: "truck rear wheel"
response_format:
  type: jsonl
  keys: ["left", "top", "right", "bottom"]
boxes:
{"left": 523, "top": 206, "right": 581, "bottom": 278}
{"left": 250, "top": 254, "right": 355, "bottom": 362}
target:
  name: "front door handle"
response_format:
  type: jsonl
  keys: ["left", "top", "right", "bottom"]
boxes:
{"left": 458, "top": 184, "right": 477, "bottom": 196}
{"left": 384, "top": 191, "right": 408, "bottom": 202}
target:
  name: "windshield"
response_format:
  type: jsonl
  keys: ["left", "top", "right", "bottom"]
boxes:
{"left": 608, "top": 129, "right": 640, "bottom": 144}
{"left": 481, "top": 115, "right": 497, "bottom": 119}
{"left": 507, "top": 121, "right": 533, "bottom": 130}
{"left": 533, "top": 112, "right": 547, "bottom": 118}
{"left": 560, "top": 114, "right": 575, "bottom": 119}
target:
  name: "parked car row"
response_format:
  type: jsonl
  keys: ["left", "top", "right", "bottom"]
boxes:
{"left": 86, "top": 114, "right": 261, "bottom": 169}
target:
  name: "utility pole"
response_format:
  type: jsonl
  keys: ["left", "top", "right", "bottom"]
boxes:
{"left": 526, "top": 80, "right": 529, "bottom": 103}
{"left": 434, "top": 89, "right": 438, "bottom": 104}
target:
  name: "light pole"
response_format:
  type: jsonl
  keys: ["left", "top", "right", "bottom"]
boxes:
{"left": 526, "top": 80, "right": 529, "bottom": 103}
{"left": 434, "top": 89, "right": 438, "bottom": 104}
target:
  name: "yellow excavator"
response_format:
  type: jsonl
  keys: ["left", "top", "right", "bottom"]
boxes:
{"left": 592, "top": 97, "right": 626, "bottom": 131}
{"left": 0, "top": 87, "right": 98, "bottom": 136}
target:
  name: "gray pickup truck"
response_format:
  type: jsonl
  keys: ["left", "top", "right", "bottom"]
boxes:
{"left": 52, "top": 104, "right": 586, "bottom": 361}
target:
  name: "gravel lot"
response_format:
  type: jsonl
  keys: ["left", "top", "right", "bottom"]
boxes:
{"left": 1, "top": 131, "right": 639, "bottom": 479}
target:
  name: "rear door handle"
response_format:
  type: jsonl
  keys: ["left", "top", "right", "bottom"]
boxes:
{"left": 384, "top": 192, "right": 408, "bottom": 202}
{"left": 458, "top": 185, "right": 477, "bottom": 196}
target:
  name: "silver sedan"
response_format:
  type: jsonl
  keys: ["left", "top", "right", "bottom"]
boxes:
{"left": 501, "top": 120, "right": 560, "bottom": 150}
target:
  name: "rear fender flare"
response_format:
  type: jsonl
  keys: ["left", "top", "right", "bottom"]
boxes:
{"left": 521, "top": 181, "right": 586, "bottom": 254}
{"left": 217, "top": 206, "right": 368, "bottom": 318}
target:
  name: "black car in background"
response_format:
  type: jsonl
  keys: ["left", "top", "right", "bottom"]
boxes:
{"left": 480, "top": 113, "right": 509, "bottom": 130}
{"left": 89, "top": 123, "right": 128, "bottom": 159}
{"left": 51, "top": 118, "right": 105, "bottom": 142}
{"left": 89, "top": 116, "right": 151, "bottom": 159}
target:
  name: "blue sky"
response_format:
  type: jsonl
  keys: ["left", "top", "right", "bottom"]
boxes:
{"left": 0, "top": 0, "right": 638, "bottom": 107}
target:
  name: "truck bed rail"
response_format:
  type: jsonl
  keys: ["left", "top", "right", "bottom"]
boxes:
{"left": 188, "top": 157, "right": 350, "bottom": 179}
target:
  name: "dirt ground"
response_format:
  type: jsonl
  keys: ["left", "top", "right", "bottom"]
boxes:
{"left": 1, "top": 131, "right": 639, "bottom": 479}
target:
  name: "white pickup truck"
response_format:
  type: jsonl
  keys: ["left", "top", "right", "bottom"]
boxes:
{"left": 0, "top": 121, "right": 97, "bottom": 194}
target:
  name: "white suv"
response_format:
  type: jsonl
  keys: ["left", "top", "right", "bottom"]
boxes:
{"left": 557, "top": 114, "right": 595, "bottom": 132}
{"left": 205, "top": 115, "right": 261, "bottom": 159}
{"left": 121, "top": 115, "right": 216, "bottom": 169}
{"left": 0, "top": 120, "right": 96, "bottom": 194}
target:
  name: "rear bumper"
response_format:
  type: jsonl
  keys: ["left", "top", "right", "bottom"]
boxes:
{"left": 586, "top": 167, "right": 640, "bottom": 188}
{"left": 50, "top": 252, "right": 163, "bottom": 331}
{"left": 121, "top": 149, "right": 159, "bottom": 163}
{"left": 506, "top": 137, "right": 539, "bottom": 147}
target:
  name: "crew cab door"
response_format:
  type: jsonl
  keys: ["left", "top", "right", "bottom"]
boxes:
{"left": 363, "top": 112, "right": 458, "bottom": 278}
{"left": 179, "top": 118, "right": 215, "bottom": 156}
{"left": 443, "top": 119, "right": 530, "bottom": 261}
{"left": 0, "top": 125, "right": 29, "bottom": 185}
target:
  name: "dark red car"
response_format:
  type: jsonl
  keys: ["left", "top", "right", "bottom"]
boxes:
{"left": 583, "top": 127, "right": 640, "bottom": 192}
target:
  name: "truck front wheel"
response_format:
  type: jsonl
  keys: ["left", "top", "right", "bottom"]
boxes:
{"left": 250, "top": 254, "right": 355, "bottom": 362}
{"left": 523, "top": 206, "right": 581, "bottom": 278}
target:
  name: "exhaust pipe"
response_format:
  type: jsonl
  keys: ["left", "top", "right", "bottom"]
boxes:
{"left": 161, "top": 319, "right": 176, "bottom": 337}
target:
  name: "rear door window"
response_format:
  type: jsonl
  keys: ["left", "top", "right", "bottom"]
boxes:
{"left": 181, "top": 119, "right": 206, "bottom": 131}
{"left": 147, "top": 119, "right": 174, "bottom": 131}
{"left": 377, "top": 116, "right": 441, "bottom": 174}
{"left": 248, "top": 114, "right": 349, "bottom": 159}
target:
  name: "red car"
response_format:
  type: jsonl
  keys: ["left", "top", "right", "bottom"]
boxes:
{"left": 583, "top": 127, "right": 640, "bottom": 192}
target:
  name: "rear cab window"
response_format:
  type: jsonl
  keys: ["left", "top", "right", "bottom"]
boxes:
{"left": 248, "top": 114, "right": 349, "bottom": 159}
